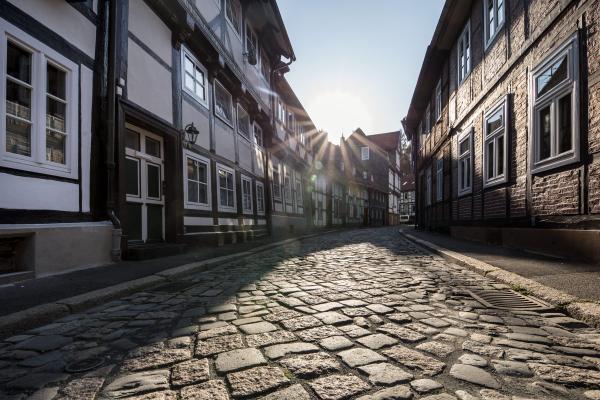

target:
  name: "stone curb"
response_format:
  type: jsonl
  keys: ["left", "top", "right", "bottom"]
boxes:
{"left": 0, "top": 229, "right": 339, "bottom": 338}
{"left": 400, "top": 230, "right": 600, "bottom": 329}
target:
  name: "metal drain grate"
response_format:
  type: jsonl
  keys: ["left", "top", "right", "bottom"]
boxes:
{"left": 466, "top": 288, "right": 552, "bottom": 311}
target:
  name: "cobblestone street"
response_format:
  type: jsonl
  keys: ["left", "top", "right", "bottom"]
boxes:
{"left": 2, "top": 227, "right": 600, "bottom": 399}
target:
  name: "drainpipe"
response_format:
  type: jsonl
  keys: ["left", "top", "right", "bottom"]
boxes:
{"left": 106, "top": 0, "right": 121, "bottom": 261}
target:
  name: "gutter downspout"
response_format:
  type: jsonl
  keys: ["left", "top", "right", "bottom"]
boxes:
{"left": 106, "top": 0, "right": 121, "bottom": 261}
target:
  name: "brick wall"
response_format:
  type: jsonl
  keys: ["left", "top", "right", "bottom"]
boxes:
{"left": 414, "top": 0, "right": 599, "bottom": 228}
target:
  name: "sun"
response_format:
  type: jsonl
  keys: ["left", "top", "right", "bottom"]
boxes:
{"left": 308, "top": 90, "right": 373, "bottom": 144}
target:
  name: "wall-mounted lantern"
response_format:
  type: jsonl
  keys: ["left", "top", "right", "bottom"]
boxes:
{"left": 183, "top": 123, "right": 199, "bottom": 145}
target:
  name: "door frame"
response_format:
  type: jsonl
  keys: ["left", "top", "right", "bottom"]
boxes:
{"left": 124, "top": 123, "right": 165, "bottom": 243}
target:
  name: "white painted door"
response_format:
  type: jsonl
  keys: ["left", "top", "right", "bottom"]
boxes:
{"left": 124, "top": 126, "right": 164, "bottom": 243}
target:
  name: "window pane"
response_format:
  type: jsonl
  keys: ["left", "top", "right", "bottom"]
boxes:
{"left": 199, "top": 183, "right": 207, "bottom": 204}
{"left": 188, "top": 180, "right": 199, "bottom": 203}
{"left": 6, "top": 117, "right": 31, "bottom": 156}
{"left": 486, "top": 108, "right": 503, "bottom": 135}
{"left": 459, "top": 137, "right": 469, "bottom": 155}
{"left": 497, "top": 0, "right": 504, "bottom": 25}
{"left": 215, "top": 86, "right": 232, "bottom": 121}
{"left": 7, "top": 43, "right": 31, "bottom": 83}
{"left": 227, "top": 173, "right": 233, "bottom": 190}
{"left": 46, "top": 97, "right": 66, "bottom": 133}
{"left": 466, "top": 158, "right": 471, "bottom": 187}
{"left": 539, "top": 105, "right": 551, "bottom": 160}
{"left": 46, "top": 130, "right": 66, "bottom": 164}
{"left": 488, "top": 0, "right": 495, "bottom": 39}
{"left": 147, "top": 163, "right": 160, "bottom": 198}
{"left": 558, "top": 95, "right": 572, "bottom": 154}
{"left": 184, "top": 56, "right": 194, "bottom": 74}
{"left": 125, "top": 130, "right": 140, "bottom": 150}
{"left": 487, "top": 141, "right": 494, "bottom": 179}
{"left": 537, "top": 55, "right": 568, "bottom": 97}
{"left": 227, "top": 191, "right": 234, "bottom": 207}
{"left": 220, "top": 188, "right": 227, "bottom": 206}
{"left": 125, "top": 158, "right": 139, "bottom": 196}
{"left": 497, "top": 136, "right": 504, "bottom": 176}
{"left": 145, "top": 137, "right": 160, "bottom": 157}
{"left": 219, "top": 170, "right": 227, "bottom": 188}
{"left": 47, "top": 64, "right": 66, "bottom": 100}
{"left": 6, "top": 81, "right": 32, "bottom": 120}
{"left": 184, "top": 73, "right": 195, "bottom": 92}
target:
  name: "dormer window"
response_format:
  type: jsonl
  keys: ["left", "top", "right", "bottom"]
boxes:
{"left": 361, "top": 146, "right": 369, "bottom": 160}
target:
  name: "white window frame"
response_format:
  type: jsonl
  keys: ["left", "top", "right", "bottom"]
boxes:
{"left": 245, "top": 23, "right": 260, "bottom": 70}
{"left": 256, "top": 181, "right": 265, "bottom": 214}
{"left": 457, "top": 127, "right": 473, "bottom": 196}
{"left": 181, "top": 46, "right": 208, "bottom": 108}
{"left": 529, "top": 34, "right": 580, "bottom": 174}
{"left": 260, "top": 50, "right": 270, "bottom": 82}
{"left": 457, "top": 20, "right": 471, "bottom": 85}
{"left": 217, "top": 163, "right": 236, "bottom": 212}
{"left": 425, "top": 167, "right": 432, "bottom": 206}
{"left": 241, "top": 174, "right": 253, "bottom": 214}
{"left": 183, "top": 150, "right": 211, "bottom": 210}
{"left": 484, "top": 0, "right": 505, "bottom": 49}
{"left": 272, "top": 162, "right": 281, "bottom": 200}
{"left": 436, "top": 158, "right": 443, "bottom": 202}
{"left": 236, "top": 104, "right": 250, "bottom": 140}
{"left": 361, "top": 146, "right": 369, "bottom": 160}
{"left": 284, "top": 168, "right": 292, "bottom": 204}
{"left": 225, "top": 0, "right": 242, "bottom": 37}
{"left": 0, "top": 20, "right": 79, "bottom": 179}
{"left": 483, "top": 96, "right": 509, "bottom": 187}
{"left": 435, "top": 79, "right": 442, "bottom": 122}
{"left": 213, "top": 80, "right": 233, "bottom": 126}
{"left": 253, "top": 122, "right": 263, "bottom": 147}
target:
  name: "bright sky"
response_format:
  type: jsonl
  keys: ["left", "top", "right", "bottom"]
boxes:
{"left": 278, "top": 0, "right": 445, "bottom": 143}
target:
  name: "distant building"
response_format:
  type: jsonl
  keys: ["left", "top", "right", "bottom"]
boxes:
{"left": 404, "top": 0, "right": 600, "bottom": 262}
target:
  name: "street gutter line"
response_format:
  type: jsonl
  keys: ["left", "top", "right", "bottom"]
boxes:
{"left": 400, "top": 231, "right": 600, "bottom": 329}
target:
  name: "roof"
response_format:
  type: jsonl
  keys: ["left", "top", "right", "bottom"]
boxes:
{"left": 367, "top": 131, "right": 400, "bottom": 151}
{"left": 404, "top": 0, "right": 474, "bottom": 131}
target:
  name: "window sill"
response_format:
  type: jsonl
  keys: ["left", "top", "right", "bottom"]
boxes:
{"left": 484, "top": 23, "right": 505, "bottom": 53}
{"left": 1, "top": 155, "right": 77, "bottom": 180}
{"left": 183, "top": 89, "right": 209, "bottom": 110}
{"left": 215, "top": 113, "right": 234, "bottom": 129}
{"left": 218, "top": 205, "right": 236, "bottom": 213}
{"left": 483, "top": 175, "right": 508, "bottom": 189}
{"left": 531, "top": 152, "right": 579, "bottom": 175}
{"left": 458, "top": 188, "right": 472, "bottom": 198}
{"left": 184, "top": 202, "right": 211, "bottom": 211}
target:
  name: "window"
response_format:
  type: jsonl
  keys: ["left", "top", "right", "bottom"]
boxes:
{"left": 287, "top": 112, "right": 294, "bottom": 131}
{"left": 277, "top": 100, "right": 284, "bottom": 122}
{"left": 253, "top": 123, "right": 263, "bottom": 146}
{"left": 217, "top": 165, "right": 235, "bottom": 210}
{"left": 256, "top": 182, "right": 265, "bottom": 214}
{"left": 530, "top": 35, "right": 579, "bottom": 173}
{"left": 436, "top": 158, "right": 443, "bottom": 202}
{"left": 241, "top": 175, "right": 252, "bottom": 213}
{"left": 272, "top": 163, "right": 281, "bottom": 200}
{"left": 225, "top": 0, "right": 241, "bottom": 36}
{"left": 185, "top": 153, "right": 210, "bottom": 208}
{"left": 182, "top": 48, "right": 207, "bottom": 106}
{"left": 484, "top": 97, "right": 509, "bottom": 186}
{"left": 458, "top": 128, "right": 473, "bottom": 195}
{"left": 295, "top": 178, "right": 303, "bottom": 206}
{"left": 484, "top": 0, "right": 505, "bottom": 47}
{"left": 424, "top": 105, "right": 431, "bottom": 133}
{"left": 2, "top": 24, "right": 79, "bottom": 178}
{"left": 361, "top": 146, "right": 369, "bottom": 160}
{"left": 261, "top": 51, "right": 270, "bottom": 81}
{"left": 284, "top": 169, "right": 292, "bottom": 203}
{"left": 457, "top": 21, "right": 471, "bottom": 84}
{"left": 214, "top": 81, "right": 233, "bottom": 124}
{"left": 245, "top": 24, "right": 259, "bottom": 67}
{"left": 237, "top": 104, "right": 250, "bottom": 139}
{"left": 362, "top": 171, "right": 367, "bottom": 179}
{"left": 435, "top": 79, "right": 442, "bottom": 121}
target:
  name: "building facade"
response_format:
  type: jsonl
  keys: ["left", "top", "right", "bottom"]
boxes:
{"left": 405, "top": 0, "right": 600, "bottom": 261}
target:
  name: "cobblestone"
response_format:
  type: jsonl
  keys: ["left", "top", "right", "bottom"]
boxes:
{"left": 2, "top": 227, "right": 600, "bottom": 399}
